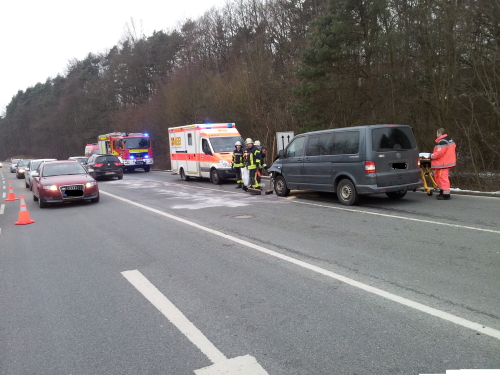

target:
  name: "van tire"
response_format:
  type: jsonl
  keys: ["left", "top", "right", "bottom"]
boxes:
{"left": 386, "top": 190, "right": 407, "bottom": 199}
{"left": 274, "top": 175, "right": 290, "bottom": 197}
{"left": 180, "top": 168, "right": 190, "bottom": 181}
{"left": 144, "top": 165, "right": 151, "bottom": 172}
{"left": 211, "top": 169, "right": 221, "bottom": 185}
{"left": 337, "top": 179, "right": 358, "bottom": 205}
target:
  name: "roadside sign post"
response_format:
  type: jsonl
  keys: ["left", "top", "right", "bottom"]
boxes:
{"left": 276, "top": 132, "right": 294, "bottom": 153}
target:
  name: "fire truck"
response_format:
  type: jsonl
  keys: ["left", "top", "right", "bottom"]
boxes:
{"left": 97, "top": 132, "right": 153, "bottom": 172}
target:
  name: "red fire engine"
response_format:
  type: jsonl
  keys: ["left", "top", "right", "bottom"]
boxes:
{"left": 97, "top": 132, "right": 153, "bottom": 172}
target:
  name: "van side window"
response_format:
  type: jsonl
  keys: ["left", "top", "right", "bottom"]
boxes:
{"left": 332, "top": 131, "right": 359, "bottom": 155}
{"left": 285, "top": 137, "right": 306, "bottom": 157}
{"left": 306, "top": 136, "right": 320, "bottom": 156}
{"left": 188, "top": 133, "right": 193, "bottom": 146}
{"left": 319, "top": 133, "right": 335, "bottom": 155}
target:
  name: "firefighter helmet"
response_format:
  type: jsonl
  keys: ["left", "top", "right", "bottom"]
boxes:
{"left": 245, "top": 138, "right": 254, "bottom": 144}
{"left": 254, "top": 140, "right": 261, "bottom": 146}
{"left": 235, "top": 141, "right": 242, "bottom": 146}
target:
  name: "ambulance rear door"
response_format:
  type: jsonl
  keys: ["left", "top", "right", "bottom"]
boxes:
{"left": 184, "top": 130, "right": 198, "bottom": 176}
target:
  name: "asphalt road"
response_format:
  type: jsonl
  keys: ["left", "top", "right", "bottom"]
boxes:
{"left": 1, "top": 168, "right": 499, "bottom": 375}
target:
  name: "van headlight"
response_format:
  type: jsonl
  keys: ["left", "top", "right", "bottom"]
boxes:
{"left": 219, "top": 160, "right": 231, "bottom": 168}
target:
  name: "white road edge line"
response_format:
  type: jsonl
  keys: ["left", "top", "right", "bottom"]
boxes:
{"left": 0, "top": 204, "right": 4, "bottom": 215}
{"left": 102, "top": 190, "right": 500, "bottom": 340}
{"left": 122, "top": 270, "right": 269, "bottom": 375}
{"left": 291, "top": 200, "right": 500, "bottom": 234}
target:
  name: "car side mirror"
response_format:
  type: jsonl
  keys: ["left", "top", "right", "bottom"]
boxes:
{"left": 32, "top": 172, "right": 39, "bottom": 178}
{"left": 278, "top": 149, "right": 285, "bottom": 158}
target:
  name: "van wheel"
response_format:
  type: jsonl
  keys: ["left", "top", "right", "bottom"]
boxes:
{"left": 274, "top": 175, "right": 290, "bottom": 197}
{"left": 337, "top": 179, "right": 358, "bottom": 205}
{"left": 144, "top": 165, "right": 150, "bottom": 172}
{"left": 180, "top": 168, "right": 190, "bottom": 181}
{"left": 210, "top": 169, "right": 221, "bottom": 185}
{"left": 386, "top": 190, "right": 407, "bottom": 199}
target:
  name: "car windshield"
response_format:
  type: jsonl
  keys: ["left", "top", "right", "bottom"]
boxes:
{"left": 31, "top": 161, "right": 43, "bottom": 170}
{"left": 73, "top": 157, "right": 88, "bottom": 163}
{"left": 12, "top": 159, "right": 20, "bottom": 164}
{"left": 18, "top": 160, "right": 30, "bottom": 167}
{"left": 124, "top": 137, "right": 150, "bottom": 149}
{"left": 209, "top": 136, "right": 243, "bottom": 152}
{"left": 42, "top": 163, "right": 87, "bottom": 177}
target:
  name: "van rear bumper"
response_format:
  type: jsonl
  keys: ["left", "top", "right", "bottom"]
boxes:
{"left": 356, "top": 180, "right": 423, "bottom": 194}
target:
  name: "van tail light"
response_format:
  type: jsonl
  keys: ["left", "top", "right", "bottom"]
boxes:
{"left": 114, "top": 162, "right": 122, "bottom": 166}
{"left": 417, "top": 158, "right": 420, "bottom": 167}
{"left": 94, "top": 163, "right": 103, "bottom": 167}
{"left": 365, "top": 161, "right": 376, "bottom": 173}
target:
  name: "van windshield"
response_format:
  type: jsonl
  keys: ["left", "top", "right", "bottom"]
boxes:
{"left": 372, "top": 127, "right": 416, "bottom": 152}
{"left": 209, "top": 136, "right": 243, "bottom": 152}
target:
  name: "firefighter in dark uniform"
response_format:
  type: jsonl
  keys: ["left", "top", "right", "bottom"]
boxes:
{"left": 256, "top": 145, "right": 268, "bottom": 188}
{"left": 244, "top": 138, "right": 261, "bottom": 192}
{"left": 232, "top": 141, "right": 245, "bottom": 188}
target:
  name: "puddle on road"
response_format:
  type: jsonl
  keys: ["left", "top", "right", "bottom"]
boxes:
{"left": 107, "top": 179, "right": 281, "bottom": 210}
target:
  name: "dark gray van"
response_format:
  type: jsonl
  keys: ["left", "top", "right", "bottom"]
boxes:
{"left": 268, "top": 125, "right": 423, "bottom": 205}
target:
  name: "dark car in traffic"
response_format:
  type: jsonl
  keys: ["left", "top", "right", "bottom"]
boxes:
{"left": 86, "top": 154, "right": 123, "bottom": 180}
{"left": 15, "top": 159, "right": 32, "bottom": 179}
{"left": 31, "top": 160, "right": 99, "bottom": 208}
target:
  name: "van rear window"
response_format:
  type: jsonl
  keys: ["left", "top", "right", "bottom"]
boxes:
{"left": 372, "top": 127, "right": 416, "bottom": 152}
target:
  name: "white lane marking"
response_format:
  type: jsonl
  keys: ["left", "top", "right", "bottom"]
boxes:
{"left": 122, "top": 270, "right": 268, "bottom": 374}
{"left": 103, "top": 190, "right": 500, "bottom": 340}
{"left": 2, "top": 192, "right": 5, "bottom": 198}
{"left": 291, "top": 200, "right": 500, "bottom": 234}
{"left": 0, "top": 204, "right": 4, "bottom": 214}
{"left": 118, "top": 177, "right": 498, "bottom": 233}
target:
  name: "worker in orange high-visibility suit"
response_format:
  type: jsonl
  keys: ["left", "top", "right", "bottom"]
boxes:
{"left": 431, "top": 128, "right": 456, "bottom": 200}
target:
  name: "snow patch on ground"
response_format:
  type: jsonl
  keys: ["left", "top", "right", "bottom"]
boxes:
{"left": 109, "top": 179, "right": 279, "bottom": 209}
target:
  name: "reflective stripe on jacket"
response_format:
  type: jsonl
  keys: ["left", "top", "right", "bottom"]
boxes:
{"left": 245, "top": 145, "right": 261, "bottom": 170}
{"left": 431, "top": 134, "right": 456, "bottom": 169}
{"left": 232, "top": 148, "right": 244, "bottom": 167}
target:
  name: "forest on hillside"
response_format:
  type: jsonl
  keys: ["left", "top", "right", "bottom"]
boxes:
{"left": 0, "top": 0, "right": 498, "bottom": 190}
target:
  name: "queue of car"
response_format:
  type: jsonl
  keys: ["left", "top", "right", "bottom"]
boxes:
{"left": 5, "top": 154, "right": 125, "bottom": 208}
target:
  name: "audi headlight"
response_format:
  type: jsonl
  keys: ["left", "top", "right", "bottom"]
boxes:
{"left": 42, "top": 185, "right": 58, "bottom": 191}
{"left": 86, "top": 181, "right": 97, "bottom": 188}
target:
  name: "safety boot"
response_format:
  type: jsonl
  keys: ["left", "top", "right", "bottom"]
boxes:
{"left": 437, "top": 189, "right": 443, "bottom": 197}
{"left": 436, "top": 194, "right": 450, "bottom": 200}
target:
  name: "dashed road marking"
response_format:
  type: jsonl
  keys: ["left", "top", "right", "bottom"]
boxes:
{"left": 122, "top": 270, "right": 268, "bottom": 375}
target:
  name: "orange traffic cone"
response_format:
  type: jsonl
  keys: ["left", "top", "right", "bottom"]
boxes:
{"left": 5, "top": 180, "right": 19, "bottom": 201}
{"left": 14, "top": 195, "right": 35, "bottom": 225}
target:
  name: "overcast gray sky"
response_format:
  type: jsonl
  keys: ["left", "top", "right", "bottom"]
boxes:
{"left": 0, "top": 0, "right": 227, "bottom": 115}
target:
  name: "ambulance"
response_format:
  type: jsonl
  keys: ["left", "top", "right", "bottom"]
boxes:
{"left": 169, "top": 123, "right": 243, "bottom": 184}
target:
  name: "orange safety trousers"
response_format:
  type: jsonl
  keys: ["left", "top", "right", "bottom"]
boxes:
{"left": 434, "top": 168, "right": 451, "bottom": 194}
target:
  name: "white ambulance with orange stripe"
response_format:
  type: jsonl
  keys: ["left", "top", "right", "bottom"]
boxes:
{"left": 169, "top": 123, "right": 243, "bottom": 184}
